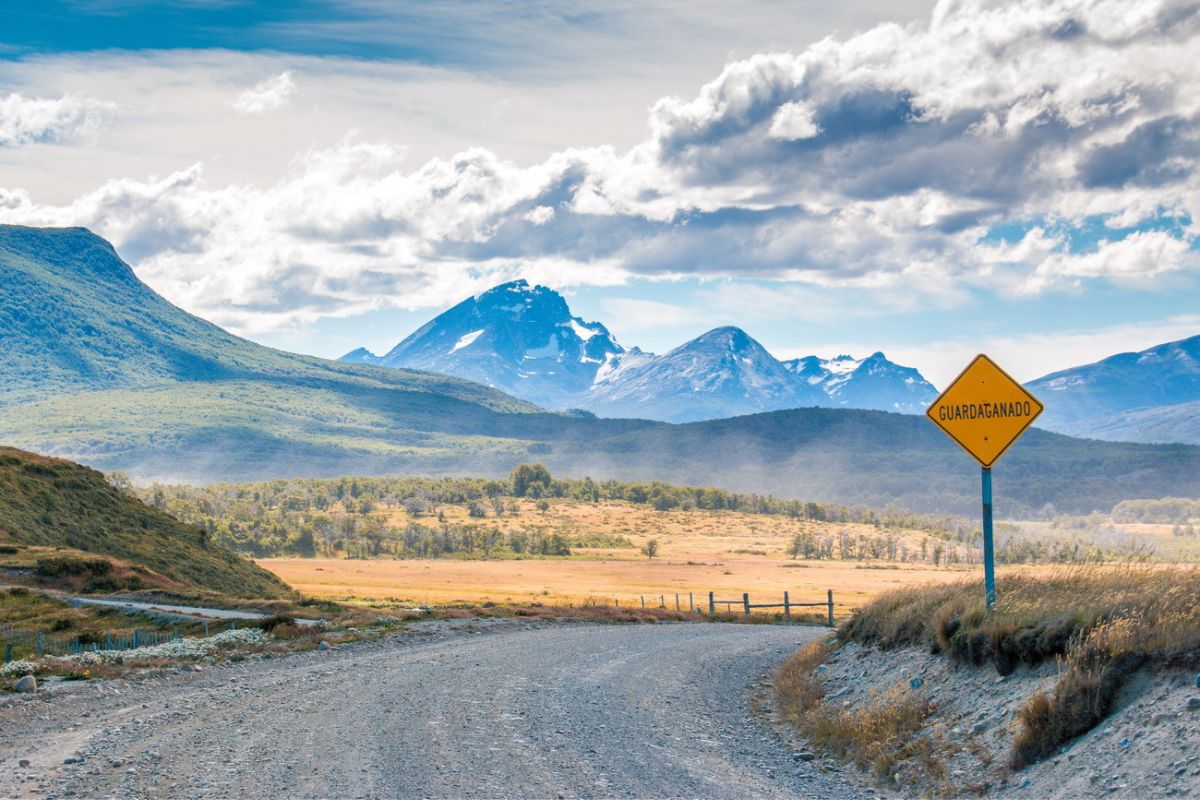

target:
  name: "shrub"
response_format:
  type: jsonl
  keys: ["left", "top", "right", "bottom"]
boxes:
{"left": 83, "top": 575, "right": 145, "bottom": 594}
{"left": 36, "top": 556, "right": 112, "bottom": 578}
{"left": 251, "top": 614, "right": 295, "bottom": 632}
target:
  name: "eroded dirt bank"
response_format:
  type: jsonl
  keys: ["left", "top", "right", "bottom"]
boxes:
{"left": 790, "top": 640, "right": 1200, "bottom": 798}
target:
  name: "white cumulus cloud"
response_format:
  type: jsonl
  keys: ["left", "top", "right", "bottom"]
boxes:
{"left": 0, "top": 92, "right": 115, "bottom": 147}
{"left": 233, "top": 72, "right": 296, "bottom": 114}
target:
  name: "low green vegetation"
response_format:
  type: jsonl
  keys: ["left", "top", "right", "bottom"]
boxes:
{"left": 0, "top": 447, "right": 292, "bottom": 600}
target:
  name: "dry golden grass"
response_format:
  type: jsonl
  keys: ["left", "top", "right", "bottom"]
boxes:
{"left": 836, "top": 564, "right": 1200, "bottom": 769}
{"left": 775, "top": 638, "right": 944, "bottom": 786}
{"left": 258, "top": 555, "right": 992, "bottom": 610}
{"left": 260, "top": 496, "right": 990, "bottom": 610}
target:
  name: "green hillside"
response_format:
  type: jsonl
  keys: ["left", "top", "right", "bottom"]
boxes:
{"left": 0, "top": 447, "right": 291, "bottom": 599}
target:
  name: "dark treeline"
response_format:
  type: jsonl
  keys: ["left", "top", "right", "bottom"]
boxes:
{"left": 112, "top": 465, "right": 971, "bottom": 559}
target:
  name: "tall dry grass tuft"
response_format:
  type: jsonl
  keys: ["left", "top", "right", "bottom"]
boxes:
{"left": 775, "top": 638, "right": 942, "bottom": 785}
{"left": 840, "top": 564, "right": 1200, "bottom": 768}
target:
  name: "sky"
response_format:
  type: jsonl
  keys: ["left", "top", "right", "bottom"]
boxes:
{"left": 1, "top": 0, "right": 1198, "bottom": 386}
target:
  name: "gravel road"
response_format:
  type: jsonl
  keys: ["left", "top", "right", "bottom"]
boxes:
{"left": 0, "top": 621, "right": 867, "bottom": 799}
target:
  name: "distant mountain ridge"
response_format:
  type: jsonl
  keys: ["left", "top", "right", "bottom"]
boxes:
{"left": 344, "top": 281, "right": 939, "bottom": 422}
{"left": 580, "top": 326, "right": 829, "bottom": 422}
{"left": 3, "top": 225, "right": 1200, "bottom": 518}
{"left": 1028, "top": 334, "right": 1200, "bottom": 444}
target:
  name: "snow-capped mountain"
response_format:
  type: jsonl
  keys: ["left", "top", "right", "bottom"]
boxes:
{"left": 582, "top": 327, "right": 828, "bottom": 423}
{"left": 342, "top": 281, "right": 940, "bottom": 421}
{"left": 782, "top": 352, "right": 938, "bottom": 414}
{"left": 1027, "top": 334, "right": 1200, "bottom": 443}
{"left": 342, "top": 280, "right": 623, "bottom": 407}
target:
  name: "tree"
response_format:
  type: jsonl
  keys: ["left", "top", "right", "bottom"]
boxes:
{"left": 652, "top": 494, "right": 677, "bottom": 512}
{"left": 468, "top": 501, "right": 488, "bottom": 518}
{"left": 403, "top": 497, "right": 430, "bottom": 517}
{"left": 642, "top": 538, "right": 659, "bottom": 559}
{"left": 511, "top": 464, "right": 552, "bottom": 497}
{"left": 536, "top": 499, "right": 550, "bottom": 515}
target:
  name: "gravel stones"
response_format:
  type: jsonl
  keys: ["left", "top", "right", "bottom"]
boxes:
{"left": 13, "top": 676, "right": 36, "bottom": 694}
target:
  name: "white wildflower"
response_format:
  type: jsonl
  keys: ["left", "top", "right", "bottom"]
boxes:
{"left": 1, "top": 660, "right": 38, "bottom": 677}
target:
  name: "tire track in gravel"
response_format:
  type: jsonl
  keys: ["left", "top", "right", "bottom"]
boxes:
{"left": 0, "top": 622, "right": 867, "bottom": 799}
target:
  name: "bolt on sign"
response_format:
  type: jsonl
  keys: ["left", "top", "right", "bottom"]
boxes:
{"left": 926, "top": 354, "right": 1044, "bottom": 468}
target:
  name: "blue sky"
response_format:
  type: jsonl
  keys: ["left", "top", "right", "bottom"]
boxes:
{"left": 1, "top": 0, "right": 1197, "bottom": 385}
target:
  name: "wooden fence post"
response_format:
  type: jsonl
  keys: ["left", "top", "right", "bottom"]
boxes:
{"left": 784, "top": 591, "right": 791, "bottom": 621}
{"left": 689, "top": 592, "right": 694, "bottom": 612}
{"left": 641, "top": 595, "right": 645, "bottom": 608}
{"left": 660, "top": 594, "right": 665, "bottom": 608}
{"left": 827, "top": 589, "right": 835, "bottom": 627}
{"left": 742, "top": 592, "right": 750, "bottom": 617}
{"left": 708, "top": 591, "right": 715, "bottom": 615}
{"left": 675, "top": 593, "right": 680, "bottom": 611}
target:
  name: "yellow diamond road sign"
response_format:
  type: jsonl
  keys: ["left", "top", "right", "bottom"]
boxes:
{"left": 926, "top": 354, "right": 1044, "bottom": 468}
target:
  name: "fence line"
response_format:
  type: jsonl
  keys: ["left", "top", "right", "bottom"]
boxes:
{"left": 630, "top": 590, "right": 837, "bottom": 626}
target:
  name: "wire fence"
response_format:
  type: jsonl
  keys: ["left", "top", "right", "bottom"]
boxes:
{"left": 612, "top": 590, "right": 837, "bottom": 626}
{"left": 1, "top": 619, "right": 240, "bottom": 662}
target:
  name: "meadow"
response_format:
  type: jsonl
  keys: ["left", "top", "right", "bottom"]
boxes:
{"left": 258, "top": 496, "right": 1006, "bottom": 610}
{"left": 137, "top": 469, "right": 1194, "bottom": 611}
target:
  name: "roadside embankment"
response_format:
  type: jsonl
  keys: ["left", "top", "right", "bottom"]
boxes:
{"left": 774, "top": 565, "right": 1200, "bottom": 797}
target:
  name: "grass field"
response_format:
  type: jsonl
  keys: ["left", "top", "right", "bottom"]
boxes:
{"left": 257, "top": 497, "right": 990, "bottom": 610}
{"left": 258, "top": 556, "right": 992, "bottom": 612}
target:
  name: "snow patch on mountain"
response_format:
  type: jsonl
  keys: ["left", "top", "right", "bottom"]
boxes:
{"left": 451, "top": 329, "right": 484, "bottom": 353}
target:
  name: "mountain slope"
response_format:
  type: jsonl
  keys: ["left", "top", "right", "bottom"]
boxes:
{"left": 0, "top": 447, "right": 291, "bottom": 599}
{"left": 366, "top": 280, "right": 623, "bottom": 408}
{"left": 0, "top": 225, "right": 532, "bottom": 411}
{"left": 783, "top": 352, "right": 937, "bottom": 413}
{"left": 1029, "top": 335, "right": 1200, "bottom": 443}
{"left": 0, "top": 225, "right": 653, "bottom": 480}
{"left": 584, "top": 326, "right": 827, "bottom": 422}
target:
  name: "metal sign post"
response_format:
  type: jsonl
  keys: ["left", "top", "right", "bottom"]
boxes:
{"left": 981, "top": 467, "right": 995, "bottom": 609}
{"left": 926, "top": 354, "right": 1042, "bottom": 611}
